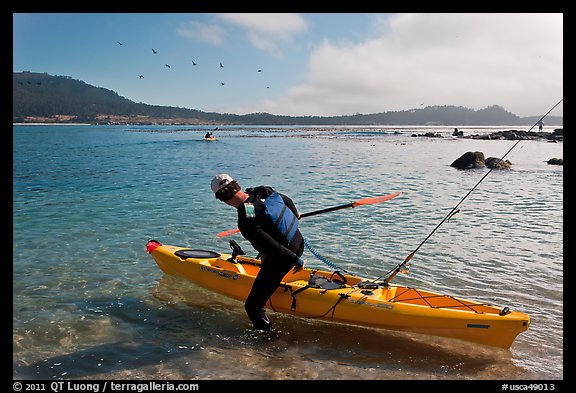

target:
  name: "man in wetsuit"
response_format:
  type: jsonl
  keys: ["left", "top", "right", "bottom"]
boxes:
{"left": 211, "top": 174, "right": 305, "bottom": 331}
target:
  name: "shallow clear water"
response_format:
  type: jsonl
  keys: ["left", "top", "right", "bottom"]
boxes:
{"left": 13, "top": 124, "right": 563, "bottom": 380}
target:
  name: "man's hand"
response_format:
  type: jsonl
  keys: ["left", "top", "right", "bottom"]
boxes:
{"left": 293, "top": 257, "right": 306, "bottom": 272}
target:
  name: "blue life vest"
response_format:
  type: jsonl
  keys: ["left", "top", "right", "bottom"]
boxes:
{"left": 264, "top": 192, "right": 299, "bottom": 243}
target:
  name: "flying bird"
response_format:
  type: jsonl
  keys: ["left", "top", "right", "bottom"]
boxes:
{"left": 220, "top": 63, "right": 224, "bottom": 68}
{"left": 257, "top": 69, "right": 262, "bottom": 72}
{"left": 221, "top": 82, "right": 225, "bottom": 85}
{"left": 117, "top": 41, "right": 124, "bottom": 46}
{"left": 152, "top": 49, "right": 157, "bottom": 54}
{"left": 165, "top": 64, "right": 170, "bottom": 68}
{"left": 139, "top": 75, "right": 144, "bottom": 78}
{"left": 192, "top": 61, "right": 197, "bottom": 66}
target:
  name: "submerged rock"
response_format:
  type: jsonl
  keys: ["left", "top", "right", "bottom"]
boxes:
{"left": 485, "top": 157, "right": 512, "bottom": 169}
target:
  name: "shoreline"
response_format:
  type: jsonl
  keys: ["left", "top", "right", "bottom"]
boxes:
{"left": 13, "top": 123, "right": 563, "bottom": 141}
{"left": 13, "top": 122, "right": 93, "bottom": 126}
{"left": 13, "top": 123, "right": 563, "bottom": 129}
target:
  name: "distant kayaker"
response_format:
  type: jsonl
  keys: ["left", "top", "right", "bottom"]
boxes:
{"left": 211, "top": 173, "right": 306, "bottom": 331}
{"left": 205, "top": 131, "right": 213, "bottom": 139}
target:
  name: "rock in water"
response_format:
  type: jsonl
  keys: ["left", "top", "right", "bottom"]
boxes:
{"left": 450, "top": 151, "right": 485, "bottom": 169}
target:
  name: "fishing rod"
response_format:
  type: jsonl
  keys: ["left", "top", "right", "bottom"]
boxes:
{"left": 379, "top": 98, "right": 563, "bottom": 286}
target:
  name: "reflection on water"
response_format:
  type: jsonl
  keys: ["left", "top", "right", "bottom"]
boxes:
{"left": 12, "top": 275, "right": 537, "bottom": 380}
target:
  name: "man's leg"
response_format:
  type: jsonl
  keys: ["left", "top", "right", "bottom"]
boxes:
{"left": 244, "top": 258, "right": 293, "bottom": 330}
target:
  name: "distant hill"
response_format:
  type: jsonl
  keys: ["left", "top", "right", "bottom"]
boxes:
{"left": 13, "top": 71, "right": 216, "bottom": 124}
{"left": 13, "top": 71, "right": 563, "bottom": 126}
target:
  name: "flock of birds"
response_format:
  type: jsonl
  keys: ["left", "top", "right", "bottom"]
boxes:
{"left": 116, "top": 41, "right": 269, "bottom": 88}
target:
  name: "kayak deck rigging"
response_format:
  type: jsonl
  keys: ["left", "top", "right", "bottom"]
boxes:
{"left": 388, "top": 287, "right": 501, "bottom": 314}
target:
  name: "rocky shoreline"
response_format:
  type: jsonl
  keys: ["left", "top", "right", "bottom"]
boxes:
{"left": 412, "top": 128, "right": 563, "bottom": 142}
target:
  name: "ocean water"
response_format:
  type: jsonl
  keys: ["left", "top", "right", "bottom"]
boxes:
{"left": 13, "top": 124, "right": 563, "bottom": 381}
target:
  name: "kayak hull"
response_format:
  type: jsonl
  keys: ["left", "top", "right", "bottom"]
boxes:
{"left": 146, "top": 240, "right": 530, "bottom": 349}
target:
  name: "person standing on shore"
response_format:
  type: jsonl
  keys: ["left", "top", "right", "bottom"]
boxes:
{"left": 211, "top": 174, "right": 305, "bottom": 331}
{"left": 538, "top": 120, "right": 544, "bottom": 132}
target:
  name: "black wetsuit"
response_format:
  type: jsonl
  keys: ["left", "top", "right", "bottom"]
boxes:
{"left": 237, "top": 186, "right": 304, "bottom": 330}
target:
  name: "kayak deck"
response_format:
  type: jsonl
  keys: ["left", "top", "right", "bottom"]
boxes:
{"left": 146, "top": 240, "right": 530, "bottom": 349}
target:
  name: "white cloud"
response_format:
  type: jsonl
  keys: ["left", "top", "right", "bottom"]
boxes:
{"left": 216, "top": 13, "right": 307, "bottom": 57}
{"left": 233, "top": 13, "right": 563, "bottom": 117}
{"left": 177, "top": 20, "right": 227, "bottom": 46}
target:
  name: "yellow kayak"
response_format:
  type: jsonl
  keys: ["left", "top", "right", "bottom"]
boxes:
{"left": 146, "top": 240, "right": 529, "bottom": 349}
{"left": 203, "top": 136, "right": 217, "bottom": 141}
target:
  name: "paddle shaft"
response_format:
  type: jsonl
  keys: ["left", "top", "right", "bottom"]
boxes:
{"left": 299, "top": 203, "right": 353, "bottom": 218}
{"left": 301, "top": 192, "right": 400, "bottom": 218}
{"left": 217, "top": 204, "right": 351, "bottom": 237}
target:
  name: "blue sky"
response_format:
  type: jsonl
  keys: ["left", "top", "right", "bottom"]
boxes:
{"left": 13, "top": 13, "right": 563, "bottom": 117}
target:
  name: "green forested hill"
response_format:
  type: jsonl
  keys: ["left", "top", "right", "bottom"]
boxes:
{"left": 13, "top": 72, "right": 563, "bottom": 126}
{"left": 13, "top": 71, "right": 213, "bottom": 123}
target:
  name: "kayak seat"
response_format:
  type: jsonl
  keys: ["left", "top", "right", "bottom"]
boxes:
{"left": 283, "top": 275, "right": 348, "bottom": 312}
{"left": 309, "top": 274, "right": 347, "bottom": 290}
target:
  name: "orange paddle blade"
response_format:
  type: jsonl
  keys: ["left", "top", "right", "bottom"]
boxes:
{"left": 352, "top": 192, "right": 402, "bottom": 207}
{"left": 216, "top": 228, "right": 240, "bottom": 237}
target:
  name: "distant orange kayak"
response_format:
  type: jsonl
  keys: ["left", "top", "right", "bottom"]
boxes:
{"left": 204, "top": 136, "right": 217, "bottom": 141}
{"left": 146, "top": 239, "right": 530, "bottom": 349}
